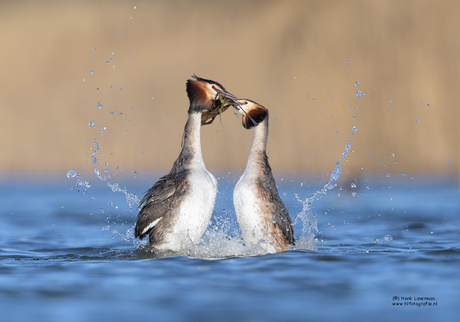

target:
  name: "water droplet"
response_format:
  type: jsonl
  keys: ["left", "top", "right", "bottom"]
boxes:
{"left": 97, "top": 102, "right": 103, "bottom": 109}
{"left": 76, "top": 178, "right": 91, "bottom": 188}
{"left": 384, "top": 235, "right": 393, "bottom": 241}
{"left": 386, "top": 173, "right": 391, "bottom": 178}
{"left": 102, "top": 225, "right": 110, "bottom": 231}
{"left": 356, "top": 90, "right": 362, "bottom": 98}
{"left": 89, "top": 120, "right": 96, "bottom": 128}
{"left": 134, "top": 171, "right": 138, "bottom": 176}
{"left": 351, "top": 192, "right": 357, "bottom": 197}
{"left": 447, "top": 160, "right": 452, "bottom": 165}
{"left": 111, "top": 51, "right": 114, "bottom": 55}
{"left": 351, "top": 183, "right": 356, "bottom": 188}
{"left": 374, "top": 238, "right": 379, "bottom": 244}
{"left": 355, "top": 81, "right": 359, "bottom": 86}
{"left": 332, "top": 226, "right": 336, "bottom": 230}
{"left": 427, "top": 104, "right": 430, "bottom": 107}
{"left": 60, "top": 205, "right": 64, "bottom": 208}
{"left": 106, "top": 61, "right": 109, "bottom": 64}
{"left": 354, "top": 107, "right": 358, "bottom": 110}
{"left": 93, "top": 48, "right": 96, "bottom": 51}
{"left": 402, "top": 172, "right": 406, "bottom": 176}
{"left": 90, "top": 70, "right": 94, "bottom": 75}
{"left": 352, "top": 126, "right": 358, "bottom": 132}
{"left": 353, "top": 116, "right": 357, "bottom": 119}
{"left": 96, "top": 88, "right": 100, "bottom": 92}
{"left": 411, "top": 177, "right": 415, "bottom": 180}
{"left": 66, "top": 170, "right": 77, "bottom": 178}
{"left": 346, "top": 143, "right": 351, "bottom": 149}
{"left": 346, "top": 60, "right": 349, "bottom": 65}
{"left": 134, "top": 6, "right": 136, "bottom": 9}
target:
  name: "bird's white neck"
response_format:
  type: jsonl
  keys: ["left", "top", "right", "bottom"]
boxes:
{"left": 245, "top": 117, "right": 269, "bottom": 170}
{"left": 181, "top": 112, "right": 205, "bottom": 168}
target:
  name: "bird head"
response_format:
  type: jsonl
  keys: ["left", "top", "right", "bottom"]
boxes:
{"left": 186, "top": 75, "right": 239, "bottom": 125}
{"left": 234, "top": 99, "right": 269, "bottom": 129}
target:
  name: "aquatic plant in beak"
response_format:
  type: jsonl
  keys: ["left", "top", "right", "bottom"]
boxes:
{"left": 200, "top": 87, "right": 234, "bottom": 125}
{"left": 201, "top": 86, "right": 258, "bottom": 127}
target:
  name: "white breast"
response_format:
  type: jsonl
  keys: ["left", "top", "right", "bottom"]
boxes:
{"left": 233, "top": 172, "right": 278, "bottom": 253}
{"left": 161, "top": 167, "right": 217, "bottom": 251}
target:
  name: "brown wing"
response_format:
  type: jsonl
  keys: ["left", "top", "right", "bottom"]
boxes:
{"left": 257, "top": 155, "right": 295, "bottom": 248}
{"left": 134, "top": 170, "right": 189, "bottom": 241}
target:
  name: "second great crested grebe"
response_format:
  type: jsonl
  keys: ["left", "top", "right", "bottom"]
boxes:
{"left": 233, "top": 100, "right": 295, "bottom": 253}
{"left": 134, "top": 75, "right": 238, "bottom": 252}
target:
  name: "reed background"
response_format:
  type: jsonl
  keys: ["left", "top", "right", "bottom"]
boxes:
{"left": 1, "top": 0, "right": 459, "bottom": 182}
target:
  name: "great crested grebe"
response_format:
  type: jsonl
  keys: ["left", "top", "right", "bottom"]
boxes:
{"left": 233, "top": 99, "right": 295, "bottom": 253}
{"left": 135, "top": 75, "right": 238, "bottom": 252}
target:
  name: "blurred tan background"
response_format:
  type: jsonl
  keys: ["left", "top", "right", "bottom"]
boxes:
{"left": 1, "top": 0, "right": 459, "bottom": 180}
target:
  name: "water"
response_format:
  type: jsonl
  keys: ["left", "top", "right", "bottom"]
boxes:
{"left": 1, "top": 176, "right": 459, "bottom": 321}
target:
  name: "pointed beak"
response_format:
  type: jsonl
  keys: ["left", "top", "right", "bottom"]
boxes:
{"left": 213, "top": 88, "right": 256, "bottom": 125}
{"left": 201, "top": 87, "right": 241, "bottom": 126}
{"left": 213, "top": 87, "right": 240, "bottom": 107}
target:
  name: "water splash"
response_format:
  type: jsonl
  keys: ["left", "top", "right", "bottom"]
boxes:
{"left": 294, "top": 144, "right": 351, "bottom": 248}
{"left": 94, "top": 163, "right": 111, "bottom": 181}
{"left": 135, "top": 211, "right": 279, "bottom": 259}
{"left": 187, "top": 213, "right": 251, "bottom": 258}
{"left": 107, "top": 182, "right": 140, "bottom": 210}
{"left": 74, "top": 173, "right": 91, "bottom": 189}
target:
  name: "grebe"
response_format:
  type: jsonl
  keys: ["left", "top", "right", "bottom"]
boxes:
{"left": 135, "top": 75, "right": 237, "bottom": 252}
{"left": 233, "top": 100, "right": 295, "bottom": 253}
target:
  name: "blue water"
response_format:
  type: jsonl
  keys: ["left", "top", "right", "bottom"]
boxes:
{"left": 1, "top": 175, "right": 459, "bottom": 321}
